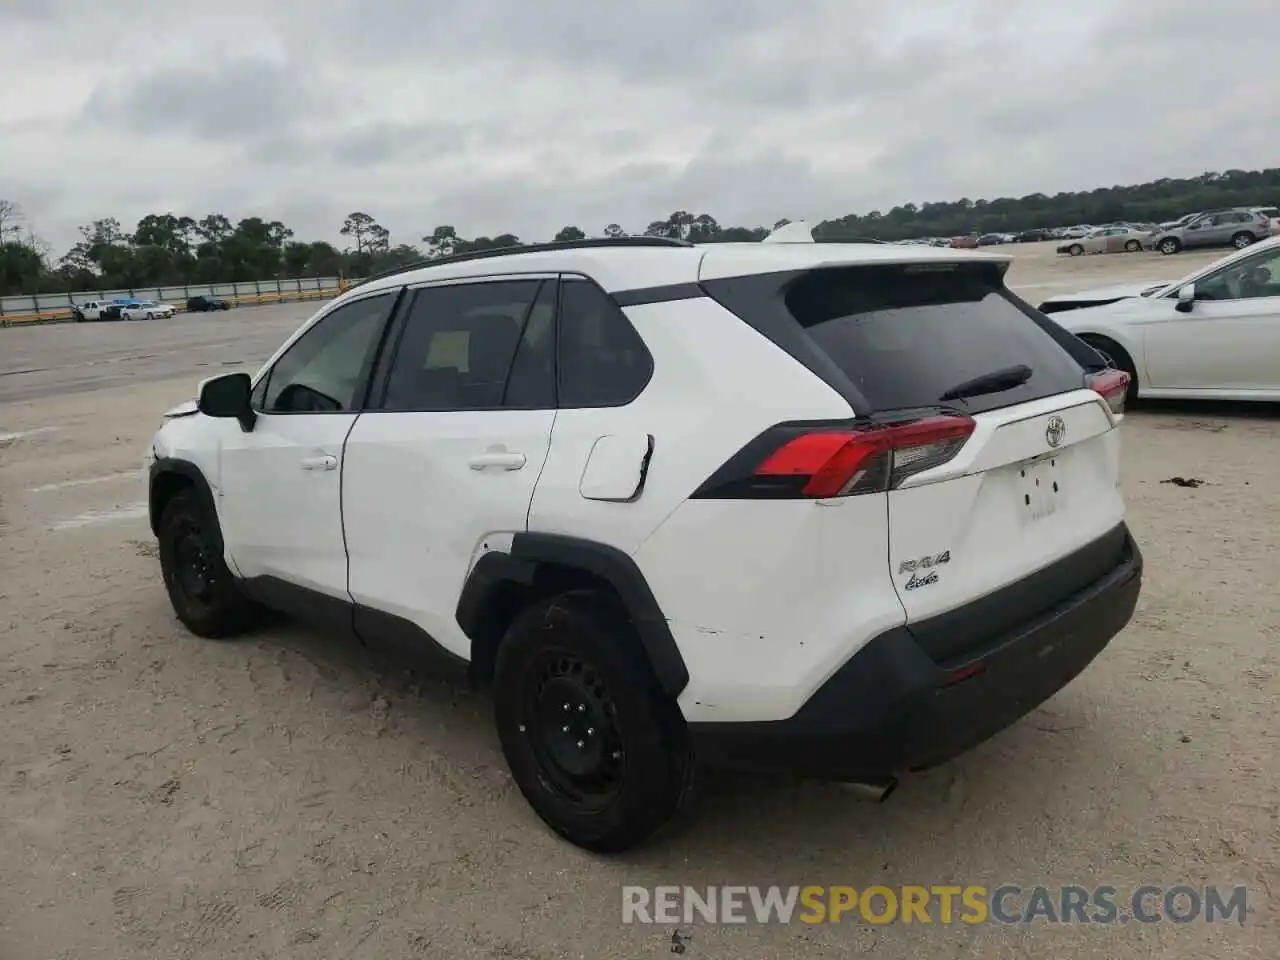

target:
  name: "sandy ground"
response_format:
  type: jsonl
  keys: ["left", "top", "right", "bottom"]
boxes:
{"left": 1, "top": 243, "right": 1277, "bottom": 958}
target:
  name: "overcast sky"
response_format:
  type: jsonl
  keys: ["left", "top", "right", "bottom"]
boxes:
{"left": 2, "top": 0, "right": 1276, "bottom": 254}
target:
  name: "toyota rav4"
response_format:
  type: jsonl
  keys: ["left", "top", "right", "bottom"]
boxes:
{"left": 146, "top": 236, "right": 1142, "bottom": 852}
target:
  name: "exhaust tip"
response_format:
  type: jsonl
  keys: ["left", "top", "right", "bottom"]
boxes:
{"left": 842, "top": 777, "right": 898, "bottom": 803}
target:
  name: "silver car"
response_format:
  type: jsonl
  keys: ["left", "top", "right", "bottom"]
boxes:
{"left": 1150, "top": 208, "right": 1273, "bottom": 255}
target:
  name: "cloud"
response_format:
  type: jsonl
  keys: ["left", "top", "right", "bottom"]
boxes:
{"left": 2, "top": 0, "right": 1277, "bottom": 254}
{"left": 81, "top": 58, "right": 332, "bottom": 137}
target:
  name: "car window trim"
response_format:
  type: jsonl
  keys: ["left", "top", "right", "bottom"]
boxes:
{"left": 365, "top": 274, "right": 561, "bottom": 414}
{"left": 252, "top": 287, "right": 402, "bottom": 417}
{"left": 499, "top": 278, "right": 559, "bottom": 408}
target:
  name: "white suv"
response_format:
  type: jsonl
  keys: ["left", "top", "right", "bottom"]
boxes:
{"left": 147, "top": 236, "right": 1143, "bottom": 852}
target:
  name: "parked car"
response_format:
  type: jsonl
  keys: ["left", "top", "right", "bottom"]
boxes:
{"left": 72, "top": 299, "right": 123, "bottom": 322}
{"left": 147, "top": 235, "right": 1140, "bottom": 852}
{"left": 1047, "top": 236, "right": 1280, "bottom": 401}
{"left": 1057, "top": 226, "right": 1151, "bottom": 256}
{"left": 1014, "top": 228, "right": 1054, "bottom": 242}
{"left": 1148, "top": 208, "right": 1272, "bottom": 255}
{"left": 187, "top": 295, "right": 232, "bottom": 312}
{"left": 121, "top": 300, "right": 175, "bottom": 321}
{"left": 949, "top": 234, "right": 979, "bottom": 248}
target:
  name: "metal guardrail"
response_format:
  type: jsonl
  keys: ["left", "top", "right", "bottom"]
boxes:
{"left": 0, "top": 287, "right": 342, "bottom": 326}
{"left": 0, "top": 276, "right": 353, "bottom": 327}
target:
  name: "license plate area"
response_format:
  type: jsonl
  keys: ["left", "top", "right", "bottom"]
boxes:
{"left": 1018, "top": 454, "right": 1064, "bottom": 524}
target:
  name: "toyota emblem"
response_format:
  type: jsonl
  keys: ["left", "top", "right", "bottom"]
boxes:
{"left": 1045, "top": 415, "right": 1066, "bottom": 448}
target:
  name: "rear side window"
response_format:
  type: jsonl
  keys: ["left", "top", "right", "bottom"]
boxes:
{"left": 722, "top": 264, "right": 1089, "bottom": 416}
{"left": 557, "top": 280, "right": 653, "bottom": 407}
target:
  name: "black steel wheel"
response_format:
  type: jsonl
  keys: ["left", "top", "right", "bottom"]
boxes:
{"left": 157, "top": 489, "right": 254, "bottom": 638}
{"left": 494, "top": 591, "right": 694, "bottom": 852}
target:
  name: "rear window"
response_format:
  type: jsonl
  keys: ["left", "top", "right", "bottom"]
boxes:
{"left": 780, "top": 264, "right": 1089, "bottom": 415}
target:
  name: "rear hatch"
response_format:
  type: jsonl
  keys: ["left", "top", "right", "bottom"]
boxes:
{"left": 703, "top": 258, "right": 1129, "bottom": 663}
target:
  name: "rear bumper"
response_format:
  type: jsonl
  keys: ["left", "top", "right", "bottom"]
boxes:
{"left": 688, "top": 524, "right": 1142, "bottom": 781}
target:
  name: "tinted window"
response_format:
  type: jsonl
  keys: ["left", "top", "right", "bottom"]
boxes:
{"left": 780, "top": 264, "right": 1087, "bottom": 415}
{"left": 260, "top": 292, "right": 393, "bottom": 413}
{"left": 557, "top": 280, "right": 653, "bottom": 407}
{"left": 382, "top": 280, "right": 543, "bottom": 411}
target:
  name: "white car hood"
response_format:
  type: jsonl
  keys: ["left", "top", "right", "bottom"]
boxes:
{"left": 1040, "top": 280, "right": 1166, "bottom": 305}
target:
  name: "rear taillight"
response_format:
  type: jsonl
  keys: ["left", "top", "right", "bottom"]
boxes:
{"left": 693, "top": 415, "right": 976, "bottom": 499}
{"left": 1087, "top": 368, "right": 1129, "bottom": 415}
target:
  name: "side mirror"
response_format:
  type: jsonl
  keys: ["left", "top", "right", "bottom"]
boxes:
{"left": 198, "top": 372, "right": 256, "bottom": 431}
{"left": 1175, "top": 283, "right": 1196, "bottom": 313}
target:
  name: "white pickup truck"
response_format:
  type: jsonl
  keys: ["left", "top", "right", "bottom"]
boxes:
{"left": 71, "top": 300, "right": 125, "bottom": 321}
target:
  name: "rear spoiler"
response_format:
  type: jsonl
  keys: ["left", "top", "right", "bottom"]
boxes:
{"left": 762, "top": 221, "right": 884, "bottom": 245}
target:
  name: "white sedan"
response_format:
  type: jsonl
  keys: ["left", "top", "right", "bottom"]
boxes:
{"left": 121, "top": 300, "right": 176, "bottom": 320}
{"left": 1043, "top": 236, "right": 1280, "bottom": 401}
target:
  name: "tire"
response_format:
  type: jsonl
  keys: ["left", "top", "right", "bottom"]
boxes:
{"left": 1158, "top": 237, "right": 1182, "bottom": 255}
{"left": 157, "top": 489, "right": 254, "bottom": 638}
{"left": 1232, "top": 232, "right": 1255, "bottom": 250}
{"left": 493, "top": 590, "right": 695, "bottom": 853}
{"left": 1068, "top": 244, "right": 1084, "bottom": 256}
{"left": 1079, "top": 334, "right": 1139, "bottom": 402}
{"left": 1124, "top": 239, "right": 1141, "bottom": 252}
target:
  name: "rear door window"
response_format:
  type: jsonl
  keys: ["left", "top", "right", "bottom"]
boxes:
{"left": 780, "top": 264, "right": 1089, "bottom": 415}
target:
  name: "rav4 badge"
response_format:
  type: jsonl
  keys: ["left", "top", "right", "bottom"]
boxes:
{"left": 898, "top": 550, "right": 951, "bottom": 575}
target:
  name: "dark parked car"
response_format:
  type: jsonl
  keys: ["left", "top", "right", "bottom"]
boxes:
{"left": 186, "top": 295, "right": 231, "bottom": 312}
{"left": 1015, "top": 228, "right": 1053, "bottom": 242}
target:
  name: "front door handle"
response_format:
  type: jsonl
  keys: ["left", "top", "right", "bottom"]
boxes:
{"left": 300, "top": 454, "right": 338, "bottom": 471}
{"left": 468, "top": 452, "right": 527, "bottom": 471}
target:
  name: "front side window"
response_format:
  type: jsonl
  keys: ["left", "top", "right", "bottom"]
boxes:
{"left": 381, "top": 280, "right": 546, "bottom": 411}
{"left": 1192, "top": 246, "right": 1280, "bottom": 302}
{"left": 259, "top": 292, "right": 394, "bottom": 413}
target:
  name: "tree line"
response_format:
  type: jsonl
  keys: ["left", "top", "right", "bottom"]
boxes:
{"left": 2, "top": 167, "right": 1278, "bottom": 297}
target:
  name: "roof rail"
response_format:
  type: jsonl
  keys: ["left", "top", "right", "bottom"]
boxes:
{"left": 350, "top": 236, "right": 695, "bottom": 288}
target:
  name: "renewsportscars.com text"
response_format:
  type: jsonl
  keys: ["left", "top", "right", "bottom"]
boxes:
{"left": 621, "top": 884, "right": 1251, "bottom": 926}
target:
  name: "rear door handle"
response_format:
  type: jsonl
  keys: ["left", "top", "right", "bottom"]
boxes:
{"left": 300, "top": 454, "right": 338, "bottom": 471}
{"left": 468, "top": 452, "right": 527, "bottom": 471}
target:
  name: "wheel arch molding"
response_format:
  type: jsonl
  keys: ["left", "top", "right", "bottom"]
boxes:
{"left": 148, "top": 457, "right": 220, "bottom": 547}
{"left": 455, "top": 532, "right": 690, "bottom": 698}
